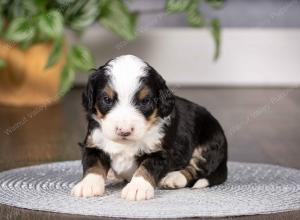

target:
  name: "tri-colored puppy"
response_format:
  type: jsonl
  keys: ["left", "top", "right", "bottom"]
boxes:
{"left": 71, "top": 55, "right": 227, "bottom": 201}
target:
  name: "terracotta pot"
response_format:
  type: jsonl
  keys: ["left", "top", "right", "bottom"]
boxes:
{"left": 0, "top": 40, "right": 66, "bottom": 106}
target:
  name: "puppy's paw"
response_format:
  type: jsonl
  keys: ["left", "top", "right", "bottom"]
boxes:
{"left": 159, "top": 171, "right": 187, "bottom": 189}
{"left": 121, "top": 176, "right": 154, "bottom": 201}
{"left": 71, "top": 173, "right": 105, "bottom": 198}
{"left": 192, "top": 178, "right": 209, "bottom": 189}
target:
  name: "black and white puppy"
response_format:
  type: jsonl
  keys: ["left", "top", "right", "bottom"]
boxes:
{"left": 71, "top": 55, "right": 227, "bottom": 201}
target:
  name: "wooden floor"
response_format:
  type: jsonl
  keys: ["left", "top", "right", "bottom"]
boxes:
{"left": 0, "top": 87, "right": 299, "bottom": 220}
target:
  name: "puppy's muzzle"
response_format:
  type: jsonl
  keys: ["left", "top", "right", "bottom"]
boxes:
{"left": 116, "top": 127, "right": 134, "bottom": 137}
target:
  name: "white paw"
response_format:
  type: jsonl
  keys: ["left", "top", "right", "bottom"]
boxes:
{"left": 192, "top": 178, "right": 209, "bottom": 189}
{"left": 71, "top": 173, "right": 105, "bottom": 198}
{"left": 121, "top": 176, "right": 154, "bottom": 201}
{"left": 159, "top": 171, "right": 187, "bottom": 189}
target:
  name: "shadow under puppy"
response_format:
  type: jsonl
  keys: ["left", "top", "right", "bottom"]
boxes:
{"left": 71, "top": 55, "right": 227, "bottom": 201}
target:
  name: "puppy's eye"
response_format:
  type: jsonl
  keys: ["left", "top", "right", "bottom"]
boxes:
{"left": 103, "top": 96, "right": 113, "bottom": 105}
{"left": 140, "top": 97, "right": 151, "bottom": 106}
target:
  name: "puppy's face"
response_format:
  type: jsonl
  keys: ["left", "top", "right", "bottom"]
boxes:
{"left": 83, "top": 55, "right": 174, "bottom": 143}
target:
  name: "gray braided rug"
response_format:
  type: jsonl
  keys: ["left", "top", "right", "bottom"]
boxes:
{"left": 0, "top": 161, "right": 299, "bottom": 218}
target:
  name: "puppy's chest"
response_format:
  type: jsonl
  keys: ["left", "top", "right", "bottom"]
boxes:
{"left": 90, "top": 130, "right": 139, "bottom": 180}
{"left": 109, "top": 149, "right": 138, "bottom": 181}
{"left": 91, "top": 128, "right": 163, "bottom": 180}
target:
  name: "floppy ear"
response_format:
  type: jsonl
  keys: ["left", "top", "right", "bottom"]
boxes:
{"left": 82, "top": 66, "right": 106, "bottom": 114}
{"left": 146, "top": 65, "right": 175, "bottom": 118}
{"left": 82, "top": 73, "right": 96, "bottom": 113}
{"left": 157, "top": 77, "right": 175, "bottom": 117}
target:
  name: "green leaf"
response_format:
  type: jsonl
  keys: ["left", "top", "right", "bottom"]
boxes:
{"left": 5, "top": 17, "right": 35, "bottom": 43}
{"left": 99, "top": 0, "right": 137, "bottom": 41}
{"left": 32, "top": 0, "right": 48, "bottom": 9}
{"left": 22, "top": 0, "right": 39, "bottom": 15}
{"left": 8, "top": 1, "right": 26, "bottom": 18}
{"left": 187, "top": 8, "right": 204, "bottom": 27}
{"left": 165, "top": 0, "right": 192, "bottom": 13}
{"left": 55, "top": 0, "right": 77, "bottom": 8}
{"left": 45, "top": 37, "right": 63, "bottom": 69}
{"left": 184, "top": 0, "right": 204, "bottom": 27}
{"left": 69, "top": 45, "right": 95, "bottom": 71}
{"left": 211, "top": 19, "right": 221, "bottom": 60}
{"left": 38, "top": 10, "right": 64, "bottom": 39}
{"left": 205, "top": 0, "right": 224, "bottom": 9}
{"left": 0, "top": 59, "right": 6, "bottom": 69}
{"left": 67, "top": 0, "right": 100, "bottom": 31}
{"left": 0, "top": 16, "right": 3, "bottom": 32}
{"left": 59, "top": 64, "right": 75, "bottom": 97}
{"left": 64, "top": 0, "right": 87, "bottom": 19}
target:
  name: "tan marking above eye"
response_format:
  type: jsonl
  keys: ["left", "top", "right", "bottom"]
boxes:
{"left": 138, "top": 86, "right": 150, "bottom": 100}
{"left": 103, "top": 85, "right": 115, "bottom": 99}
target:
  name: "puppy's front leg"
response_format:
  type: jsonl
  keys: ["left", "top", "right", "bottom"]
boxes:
{"left": 121, "top": 151, "right": 169, "bottom": 201}
{"left": 71, "top": 147, "right": 110, "bottom": 198}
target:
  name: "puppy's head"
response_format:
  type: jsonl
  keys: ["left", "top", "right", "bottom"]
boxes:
{"left": 83, "top": 55, "right": 174, "bottom": 143}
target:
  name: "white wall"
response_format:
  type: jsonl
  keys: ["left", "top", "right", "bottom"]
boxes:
{"left": 74, "top": 28, "right": 300, "bottom": 87}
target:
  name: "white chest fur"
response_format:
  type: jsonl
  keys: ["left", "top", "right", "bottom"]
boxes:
{"left": 109, "top": 146, "right": 138, "bottom": 181}
{"left": 91, "top": 124, "right": 166, "bottom": 181}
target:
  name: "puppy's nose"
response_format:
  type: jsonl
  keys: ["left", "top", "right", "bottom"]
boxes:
{"left": 116, "top": 127, "right": 134, "bottom": 137}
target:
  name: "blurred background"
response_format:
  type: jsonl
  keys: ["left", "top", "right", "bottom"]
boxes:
{"left": 0, "top": 0, "right": 299, "bottom": 172}
{"left": 77, "top": 0, "right": 300, "bottom": 86}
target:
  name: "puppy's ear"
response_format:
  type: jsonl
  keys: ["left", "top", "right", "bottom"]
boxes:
{"left": 157, "top": 77, "right": 175, "bottom": 117}
{"left": 82, "top": 66, "right": 106, "bottom": 113}
{"left": 146, "top": 65, "right": 175, "bottom": 118}
{"left": 82, "top": 73, "right": 97, "bottom": 113}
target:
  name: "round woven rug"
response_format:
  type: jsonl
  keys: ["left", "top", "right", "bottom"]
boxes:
{"left": 0, "top": 161, "right": 299, "bottom": 218}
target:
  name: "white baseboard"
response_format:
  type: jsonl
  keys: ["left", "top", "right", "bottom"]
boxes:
{"left": 72, "top": 27, "right": 300, "bottom": 87}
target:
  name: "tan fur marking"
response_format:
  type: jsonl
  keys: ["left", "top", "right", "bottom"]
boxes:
{"left": 134, "top": 165, "right": 156, "bottom": 187}
{"left": 138, "top": 86, "right": 150, "bottom": 100}
{"left": 95, "top": 107, "right": 104, "bottom": 119}
{"left": 85, "top": 160, "right": 108, "bottom": 180}
{"left": 193, "top": 147, "right": 206, "bottom": 161}
{"left": 190, "top": 147, "right": 207, "bottom": 171}
{"left": 103, "top": 85, "right": 115, "bottom": 98}
{"left": 147, "top": 108, "right": 158, "bottom": 126}
{"left": 180, "top": 146, "right": 207, "bottom": 182}
{"left": 94, "top": 85, "right": 114, "bottom": 120}
{"left": 180, "top": 166, "right": 198, "bottom": 182}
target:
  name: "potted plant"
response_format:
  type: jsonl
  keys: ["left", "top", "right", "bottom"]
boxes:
{"left": 0, "top": 0, "right": 223, "bottom": 106}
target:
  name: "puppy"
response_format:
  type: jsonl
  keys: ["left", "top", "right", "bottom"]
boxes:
{"left": 71, "top": 55, "right": 227, "bottom": 201}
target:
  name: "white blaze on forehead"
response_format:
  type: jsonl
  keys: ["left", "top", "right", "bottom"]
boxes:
{"left": 107, "top": 55, "right": 147, "bottom": 101}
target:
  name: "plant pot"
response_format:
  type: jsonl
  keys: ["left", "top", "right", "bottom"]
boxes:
{"left": 0, "top": 40, "right": 66, "bottom": 106}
